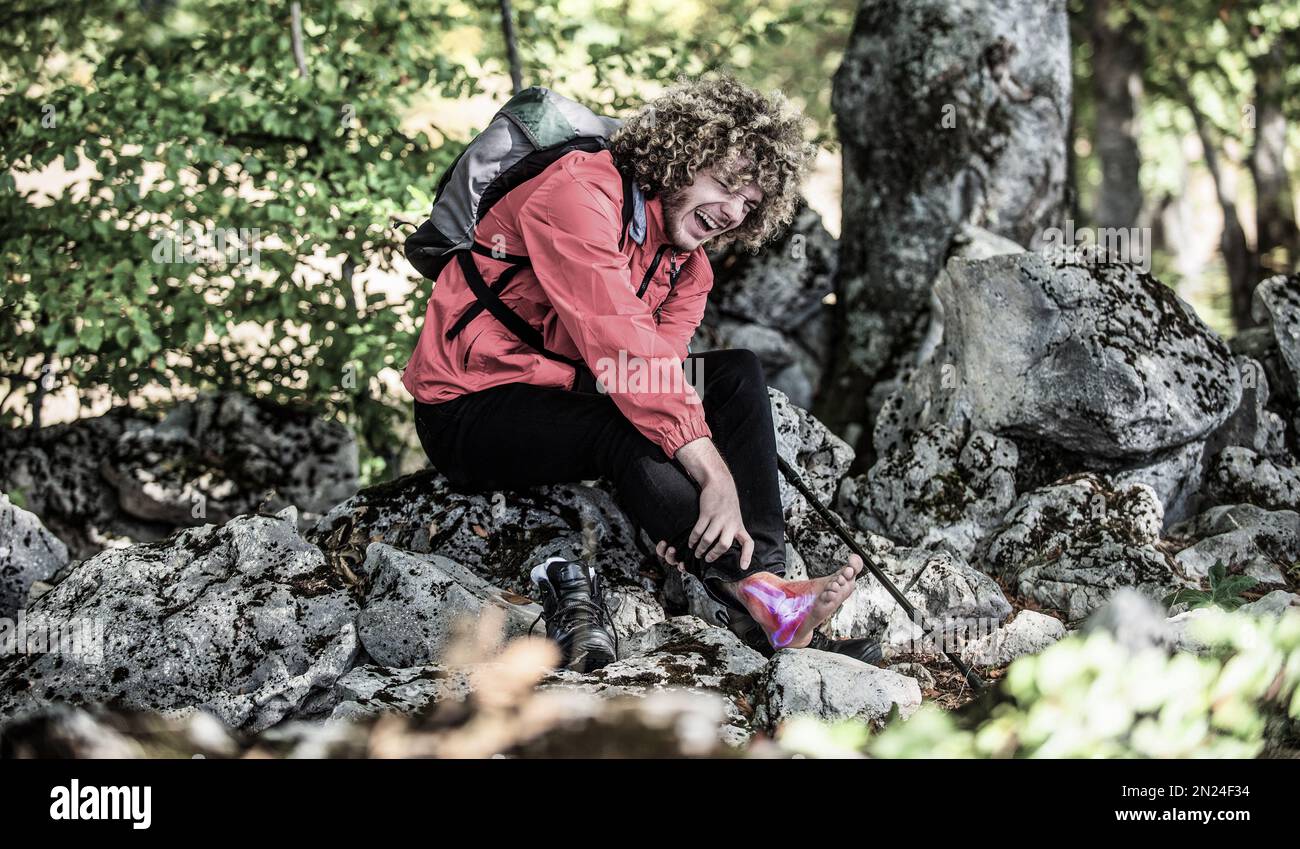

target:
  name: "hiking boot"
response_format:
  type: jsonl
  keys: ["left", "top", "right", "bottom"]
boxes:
{"left": 529, "top": 556, "right": 618, "bottom": 672}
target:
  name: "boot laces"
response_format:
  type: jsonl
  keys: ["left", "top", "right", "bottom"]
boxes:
{"left": 530, "top": 590, "right": 619, "bottom": 657}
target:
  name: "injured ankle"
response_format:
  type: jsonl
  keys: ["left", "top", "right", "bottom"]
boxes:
{"left": 726, "top": 557, "right": 864, "bottom": 650}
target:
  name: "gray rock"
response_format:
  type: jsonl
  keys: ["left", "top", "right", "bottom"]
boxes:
{"left": 753, "top": 649, "right": 922, "bottom": 729}
{"left": 768, "top": 360, "right": 817, "bottom": 412}
{"left": 326, "top": 664, "right": 475, "bottom": 721}
{"left": 0, "top": 396, "right": 358, "bottom": 564}
{"left": 0, "top": 704, "right": 145, "bottom": 758}
{"left": 2, "top": 691, "right": 738, "bottom": 758}
{"left": 1239, "top": 590, "right": 1300, "bottom": 617}
{"left": 309, "top": 470, "right": 651, "bottom": 598}
{"left": 696, "top": 321, "right": 815, "bottom": 408}
{"left": 1165, "top": 607, "right": 1213, "bottom": 654}
{"left": 254, "top": 719, "right": 370, "bottom": 759}
{"left": 961, "top": 610, "right": 1067, "bottom": 667}
{"left": 0, "top": 508, "right": 359, "bottom": 732}
{"left": 0, "top": 492, "right": 69, "bottom": 618}
{"left": 692, "top": 319, "right": 828, "bottom": 410}
{"left": 618, "top": 613, "right": 759, "bottom": 665}
{"left": 827, "top": 546, "right": 1012, "bottom": 654}
{"left": 845, "top": 424, "right": 1018, "bottom": 558}
{"left": 884, "top": 253, "right": 1240, "bottom": 464}
{"left": 662, "top": 568, "right": 729, "bottom": 628}
{"left": 713, "top": 321, "right": 798, "bottom": 371}
{"left": 1203, "top": 357, "right": 1288, "bottom": 461}
{"left": 1204, "top": 447, "right": 1300, "bottom": 512}
{"left": 770, "top": 388, "right": 862, "bottom": 577}
{"left": 605, "top": 584, "right": 667, "bottom": 643}
{"left": 543, "top": 616, "right": 767, "bottom": 744}
{"left": 772, "top": 388, "right": 855, "bottom": 511}
{"left": 0, "top": 410, "right": 171, "bottom": 560}
{"left": 102, "top": 392, "right": 358, "bottom": 529}
{"left": 1170, "top": 504, "right": 1300, "bottom": 583}
{"left": 916, "top": 226, "right": 1028, "bottom": 370}
{"left": 1084, "top": 588, "right": 1176, "bottom": 652}
{"left": 355, "top": 544, "right": 541, "bottom": 668}
{"left": 1166, "top": 591, "right": 1300, "bottom": 655}
{"left": 709, "top": 205, "right": 838, "bottom": 333}
{"left": 886, "top": 662, "right": 936, "bottom": 691}
{"left": 519, "top": 688, "right": 742, "bottom": 754}
{"left": 1108, "top": 441, "right": 1206, "bottom": 527}
{"left": 1252, "top": 274, "right": 1300, "bottom": 396}
{"left": 983, "top": 475, "right": 1192, "bottom": 620}
{"left": 830, "top": 0, "right": 1070, "bottom": 454}
{"left": 576, "top": 616, "right": 767, "bottom": 692}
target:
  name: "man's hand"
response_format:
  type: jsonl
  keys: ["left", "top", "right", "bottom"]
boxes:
{"left": 673, "top": 437, "right": 754, "bottom": 570}
{"left": 655, "top": 540, "right": 686, "bottom": 573}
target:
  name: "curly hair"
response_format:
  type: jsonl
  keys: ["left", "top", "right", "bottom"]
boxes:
{"left": 610, "top": 75, "right": 816, "bottom": 252}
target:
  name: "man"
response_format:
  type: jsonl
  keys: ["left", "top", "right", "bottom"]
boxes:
{"left": 402, "top": 75, "right": 876, "bottom": 671}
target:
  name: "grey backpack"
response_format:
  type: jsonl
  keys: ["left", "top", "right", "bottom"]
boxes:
{"left": 405, "top": 87, "right": 645, "bottom": 368}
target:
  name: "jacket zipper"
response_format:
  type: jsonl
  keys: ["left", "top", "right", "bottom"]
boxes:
{"left": 637, "top": 245, "right": 670, "bottom": 298}
{"left": 653, "top": 252, "right": 685, "bottom": 322}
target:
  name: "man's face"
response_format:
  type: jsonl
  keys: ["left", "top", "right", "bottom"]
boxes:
{"left": 660, "top": 166, "right": 764, "bottom": 252}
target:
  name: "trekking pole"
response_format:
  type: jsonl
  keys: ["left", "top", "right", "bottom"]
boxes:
{"left": 775, "top": 455, "right": 986, "bottom": 692}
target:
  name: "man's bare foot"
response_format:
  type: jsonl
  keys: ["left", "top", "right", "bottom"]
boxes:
{"left": 723, "top": 555, "right": 864, "bottom": 650}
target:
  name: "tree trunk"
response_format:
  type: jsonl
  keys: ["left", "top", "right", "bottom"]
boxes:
{"left": 1086, "top": 0, "right": 1144, "bottom": 230}
{"left": 820, "top": 0, "right": 1071, "bottom": 468}
{"left": 1187, "top": 97, "right": 1256, "bottom": 330}
{"left": 290, "top": 2, "right": 309, "bottom": 79}
{"left": 498, "top": 0, "right": 524, "bottom": 94}
{"left": 1250, "top": 39, "right": 1299, "bottom": 282}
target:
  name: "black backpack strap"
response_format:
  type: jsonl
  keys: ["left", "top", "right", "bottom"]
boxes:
{"left": 447, "top": 250, "right": 582, "bottom": 369}
{"left": 446, "top": 243, "right": 532, "bottom": 339}
{"left": 617, "top": 167, "right": 636, "bottom": 251}
{"left": 445, "top": 261, "right": 523, "bottom": 341}
{"left": 470, "top": 241, "right": 531, "bottom": 266}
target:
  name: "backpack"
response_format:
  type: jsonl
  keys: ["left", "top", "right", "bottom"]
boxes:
{"left": 405, "top": 87, "right": 652, "bottom": 369}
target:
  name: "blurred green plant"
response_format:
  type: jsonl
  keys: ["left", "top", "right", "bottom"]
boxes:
{"left": 781, "top": 606, "right": 1300, "bottom": 758}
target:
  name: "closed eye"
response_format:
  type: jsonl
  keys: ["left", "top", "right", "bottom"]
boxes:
{"left": 715, "top": 177, "right": 758, "bottom": 215}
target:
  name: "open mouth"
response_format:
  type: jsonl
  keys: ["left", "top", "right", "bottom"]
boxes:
{"left": 694, "top": 209, "right": 723, "bottom": 235}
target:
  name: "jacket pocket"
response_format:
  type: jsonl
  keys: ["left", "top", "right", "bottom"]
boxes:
{"left": 460, "top": 325, "right": 489, "bottom": 372}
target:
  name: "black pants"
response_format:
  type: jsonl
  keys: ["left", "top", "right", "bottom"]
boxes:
{"left": 412, "top": 348, "right": 786, "bottom": 596}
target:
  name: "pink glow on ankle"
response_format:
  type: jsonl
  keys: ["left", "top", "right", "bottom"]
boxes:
{"left": 738, "top": 579, "right": 814, "bottom": 648}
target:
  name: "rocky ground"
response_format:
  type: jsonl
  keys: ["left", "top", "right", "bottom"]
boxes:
{"left": 1, "top": 259, "right": 1298, "bottom": 758}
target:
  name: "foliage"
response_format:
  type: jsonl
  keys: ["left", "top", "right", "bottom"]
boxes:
{"left": 1, "top": 0, "right": 487, "bottom": 476}
{"left": 1, "top": 0, "right": 846, "bottom": 480}
{"left": 1071, "top": 0, "right": 1300, "bottom": 203}
{"left": 781, "top": 607, "right": 1300, "bottom": 758}
{"left": 1165, "top": 560, "right": 1259, "bottom": 610}
{"left": 495, "top": 0, "right": 855, "bottom": 142}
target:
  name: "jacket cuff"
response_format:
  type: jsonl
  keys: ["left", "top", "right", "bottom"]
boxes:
{"left": 658, "top": 412, "right": 713, "bottom": 460}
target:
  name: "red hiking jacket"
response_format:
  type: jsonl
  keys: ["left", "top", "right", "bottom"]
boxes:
{"left": 401, "top": 149, "right": 714, "bottom": 459}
